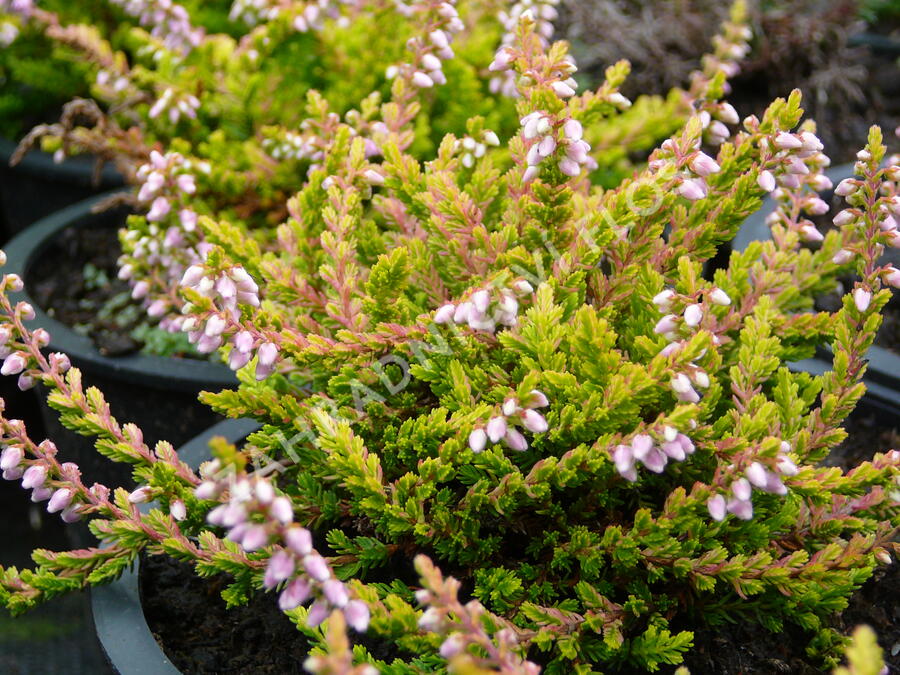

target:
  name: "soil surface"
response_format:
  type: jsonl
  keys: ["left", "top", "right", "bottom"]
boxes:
{"left": 141, "top": 554, "right": 312, "bottom": 674}
{"left": 28, "top": 220, "right": 197, "bottom": 358}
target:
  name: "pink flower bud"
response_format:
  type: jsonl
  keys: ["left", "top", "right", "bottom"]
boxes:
{"left": 434, "top": 304, "right": 455, "bottom": 324}
{"left": 774, "top": 132, "right": 802, "bottom": 150}
{"left": 503, "top": 428, "right": 528, "bottom": 452}
{"left": 146, "top": 197, "right": 171, "bottom": 222}
{"left": 804, "top": 197, "right": 829, "bottom": 215}
{"left": 690, "top": 152, "right": 720, "bottom": 177}
{"left": 241, "top": 525, "right": 269, "bottom": 552}
{"left": 47, "top": 488, "right": 73, "bottom": 513}
{"left": 344, "top": 599, "right": 370, "bottom": 632}
{"left": 776, "top": 455, "right": 799, "bottom": 476}
{"left": 304, "top": 554, "right": 331, "bottom": 582}
{"left": 0, "top": 446, "right": 24, "bottom": 471}
{"left": 853, "top": 288, "right": 872, "bottom": 312}
{"left": 654, "top": 314, "right": 678, "bottom": 335}
{"left": 678, "top": 178, "right": 707, "bottom": 201}
{"left": 31, "top": 486, "right": 52, "bottom": 502}
{"left": 883, "top": 266, "right": 900, "bottom": 288}
{"left": 440, "top": 634, "right": 465, "bottom": 659}
{"left": 708, "top": 494, "right": 727, "bottom": 521}
{"left": 551, "top": 81, "right": 576, "bottom": 98}
{"left": 522, "top": 409, "right": 548, "bottom": 433}
{"left": 683, "top": 304, "right": 703, "bottom": 327}
{"left": 835, "top": 178, "right": 857, "bottom": 196}
{"left": 1, "top": 353, "right": 26, "bottom": 376}
{"left": 285, "top": 527, "right": 312, "bottom": 556}
{"left": 745, "top": 462, "right": 768, "bottom": 488}
{"left": 563, "top": 119, "right": 582, "bottom": 141}
{"left": 641, "top": 446, "right": 667, "bottom": 473}
{"left": 832, "top": 249, "right": 853, "bottom": 265}
{"left": 363, "top": 169, "right": 385, "bottom": 185}
{"left": 537, "top": 135, "right": 557, "bottom": 158}
{"left": 61, "top": 505, "right": 82, "bottom": 523}
{"left": 322, "top": 579, "right": 349, "bottom": 608}
{"left": 558, "top": 158, "right": 580, "bottom": 177}
{"left": 21, "top": 464, "right": 47, "bottom": 490}
{"left": 799, "top": 224, "right": 823, "bottom": 242}
{"left": 726, "top": 498, "right": 753, "bottom": 520}
{"left": 411, "top": 71, "right": 434, "bottom": 88}
{"left": 468, "top": 428, "right": 487, "bottom": 453}
{"left": 128, "top": 486, "right": 153, "bottom": 503}
{"left": 264, "top": 550, "right": 296, "bottom": 589}
{"left": 169, "top": 499, "right": 186, "bottom": 521}
{"left": 279, "top": 577, "right": 311, "bottom": 611}
{"left": 833, "top": 209, "right": 856, "bottom": 227}
{"left": 732, "top": 478, "right": 752, "bottom": 501}
{"left": 489, "top": 48, "right": 513, "bottom": 72}
{"left": 757, "top": 170, "right": 776, "bottom": 192}
{"left": 526, "top": 389, "right": 549, "bottom": 408}
{"left": 132, "top": 280, "right": 150, "bottom": 300}
{"left": 486, "top": 416, "right": 507, "bottom": 443}
{"left": 269, "top": 496, "right": 293, "bottom": 524}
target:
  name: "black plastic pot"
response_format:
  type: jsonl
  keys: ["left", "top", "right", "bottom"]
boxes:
{"left": 1, "top": 137, "right": 124, "bottom": 244}
{"left": 734, "top": 162, "right": 900, "bottom": 415}
{"left": 3, "top": 193, "right": 237, "bottom": 488}
{"left": 91, "top": 418, "right": 260, "bottom": 675}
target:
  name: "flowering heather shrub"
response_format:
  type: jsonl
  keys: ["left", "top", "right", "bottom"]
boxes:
{"left": 0, "top": 5, "right": 899, "bottom": 675}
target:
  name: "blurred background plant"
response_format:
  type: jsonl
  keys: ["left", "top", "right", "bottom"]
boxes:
{"left": 559, "top": 0, "right": 900, "bottom": 161}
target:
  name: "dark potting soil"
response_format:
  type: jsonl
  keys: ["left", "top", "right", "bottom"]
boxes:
{"left": 27, "top": 222, "right": 198, "bottom": 358}
{"left": 140, "top": 554, "right": 312, "bottom": 674}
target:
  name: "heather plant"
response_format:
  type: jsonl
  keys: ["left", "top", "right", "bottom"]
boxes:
{"left": 0, "top": 6, "right": 898, "bottom": 675}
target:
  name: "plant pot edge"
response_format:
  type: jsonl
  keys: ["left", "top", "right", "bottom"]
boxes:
{"left": 2, "top": 192, "right": 237, "bottom": 393}
{"left": 0, "top": 137, "right": 124, "bottom": 189}
{"left": 90, "top": 417, "right": 261, "bottom": 675}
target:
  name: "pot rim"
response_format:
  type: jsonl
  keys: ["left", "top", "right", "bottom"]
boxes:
{"left": 2, "top": 192, "right": 237, "bottom": 392}
{"left": 1, "top": 137, "right": 123, "bottom": 189}
{"left": 91, "top": 418, "right": 261, "bottom": 675}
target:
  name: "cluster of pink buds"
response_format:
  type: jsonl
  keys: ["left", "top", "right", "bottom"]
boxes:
{"left": 195, "top": 470, "right": 370, "bottom": 631}
{"left": 387, "top": 1, "right": 463, "bottom": 89}
{"left": 111, "top": 0, "right": 204, "bottom": 54}
{"left": 612, "top": 427, "right": 696, "bottom": 481}
{"left": 95, "top": 69, "right": 138, "bottom": 103}
{"left": 831, "top": 157, "right": 900, "bottom": 256}
{"left": 180, "top": 265, "right": 276, "bottom": 376}
{"left": 689, "top": 12, "right": 751, "bottom": 98}
{"left": 752, "top": 125, "right": 832, "bottom": 243}
{"left": 433, "top": 280, "right": 533, "bottom": 333}
{"left": 708, "top": 442, "right": 798, "bottom": 521}
{"left": 519, "top": 114, "right": 595, "bottom": 182}
{"left": 1, "top": 443, "right": 85, "bottom": 523}
{"left": 148, "top": 87, "right": 201, "bottom": 125}
{"left": 653, "top": 137, "right": 723, "bottom": 201}
{"left": 653, "top": 286, "right": 730, "bottom": 342}
{"left": 292, "top": 0, "right": 352, "bottom": 33}
{"left": 452, "top": 129, "right": 500, "bottom": 168}
{"left": 228, "top": 0, "right": 283, "bottom": 26}
{"left": 467, "top": 390, "right": 549, "bottom": 454}
{"left": 488, "top": 0, "right": 561, "bottom": 97}
{"left": 264, "top": 128, "right": 323, "bottom": 162}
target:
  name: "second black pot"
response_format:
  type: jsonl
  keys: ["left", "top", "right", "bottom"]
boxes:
{"left": 1, "top": 137, "right": 124, "bottom": 244}
{"left": 3, "top": 194, "right": 237, "bottom": 488}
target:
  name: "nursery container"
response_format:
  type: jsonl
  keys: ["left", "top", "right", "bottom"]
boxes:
{"left": 3, "top": 193, "right": 237, "bottom": 488}
{"left": 733, "top": 162, "right": 900, "bottom": 415}
{"left": 91, "top": 418, "right": 261, "bottom": 675}
{"left": 0, "top": 137, "right": 124, "bottom": 243}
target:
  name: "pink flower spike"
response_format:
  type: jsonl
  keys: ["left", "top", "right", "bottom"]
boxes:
{"left": 708, "top": 494, "right": 727, "bottom": 521}
{"left": 344, "top": 600, "right": 370, "bottom": 632}
{"left": 279, "top": 578, "right": 312, "bottom": 611}
{"left": 853, "top": 288, "right": 872, "bottom": 312}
